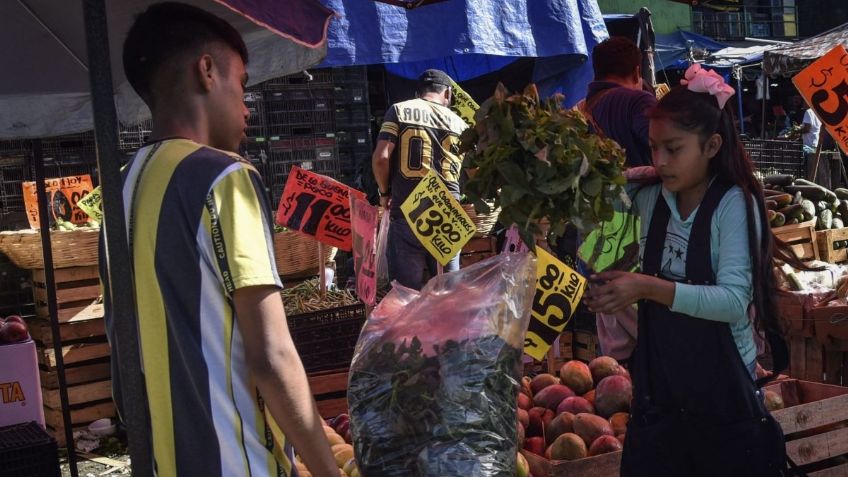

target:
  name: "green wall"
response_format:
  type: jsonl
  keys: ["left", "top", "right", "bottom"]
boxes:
{"left": 596, "top": 0, "right": 691, "bottom": 34}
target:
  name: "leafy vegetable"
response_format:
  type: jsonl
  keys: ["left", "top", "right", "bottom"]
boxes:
{"left": 460, "top": 84, "right": 628, "bottom": 248}
{"left": 348, "top": 335, "right": 521, "bottom": 476}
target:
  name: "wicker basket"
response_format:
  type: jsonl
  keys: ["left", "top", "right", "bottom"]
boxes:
{"left": 273, "top": 230, "right": 338, "bottom": 277}
{"left": 462, "top": 202, "right": 500, "bottom": 237}
{"left": 0, "top": 228, "right": 100, "bottom": 269}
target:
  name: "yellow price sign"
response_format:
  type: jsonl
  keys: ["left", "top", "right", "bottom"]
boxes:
{"left": 77, "top": 185, "right": 103, "bottom": 223}
{"left": 524, "top": 247, "right": 587, "bottom": 360}
{"left": 400, "top": 171, "right": 476, "bottom": 266}
{"left": 450, "top": 80, "right": 480, "bottom": 127}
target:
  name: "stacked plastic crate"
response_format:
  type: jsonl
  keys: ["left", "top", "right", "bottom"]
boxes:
{"left": 262, "top": 70, "right": 340, "bottom": 207}
{"left": 332, "top": 66, "right": 372, "bottom": 185}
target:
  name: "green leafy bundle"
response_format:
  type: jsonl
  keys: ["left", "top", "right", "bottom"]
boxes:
{"left": 348, "top": 335, "right": 521, "bottom": 476}
{"left": 460, "top": 84, "right": 628, "bottom": 248}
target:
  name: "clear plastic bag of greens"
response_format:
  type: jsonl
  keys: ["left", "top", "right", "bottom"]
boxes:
{"left": 348, "top": 253, "right": 536, "bottom": 477}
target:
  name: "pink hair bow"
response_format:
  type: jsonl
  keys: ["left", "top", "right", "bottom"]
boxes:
{"left": 680, "top": 64, "right": 735, "bottom": 109}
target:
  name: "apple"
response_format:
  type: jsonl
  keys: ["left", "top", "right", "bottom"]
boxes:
{"left": 4, "top": 315, "right": 24, "bottom": 325}
{"left": 1, "top": 320, "right": 28, "bottom": 343}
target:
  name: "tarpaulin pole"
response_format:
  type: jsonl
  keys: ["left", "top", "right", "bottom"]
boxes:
{"left": 82, "top": 0, "right": 153, "bottom": 475}
{"left": 737, "top": 72, "right": 745, "bottom": 136}
{"left": 33, "top": 139, "right": 78, "bottom": 477}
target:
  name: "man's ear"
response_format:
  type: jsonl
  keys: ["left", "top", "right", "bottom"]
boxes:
{"left": 196, "top": 54, "right": 215, "bottom": 93}
{"left": 705, "top": 133, "right": 723, "bottom": 159}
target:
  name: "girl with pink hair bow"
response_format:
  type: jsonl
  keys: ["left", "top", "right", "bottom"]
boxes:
{"left": 585, "top": 64, "right": 806, "bottom": 476}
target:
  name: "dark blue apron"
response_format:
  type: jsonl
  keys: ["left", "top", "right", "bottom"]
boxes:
{"left": 620, "top": 180, "right": 788, "bottom": 477}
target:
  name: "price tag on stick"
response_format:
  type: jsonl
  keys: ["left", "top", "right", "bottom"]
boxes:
{"left": 400, "top": 171, "right": 476, "bottom": 266}
{"left": 523, "top": 247, "right": 588, "bottom": 360}
{"left": 350, "top": 196, "right": 378, "bottom": 305}
{"left": 275, "top": 166, "right": 366, "bottom": 251}
{"left": 793, "top": 45, "right": 848, "bottom": 155}
{"left": 77, "top": 185, "right": 103, "bottom": 223}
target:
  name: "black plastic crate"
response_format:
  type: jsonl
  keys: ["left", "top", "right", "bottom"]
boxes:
{"left": 0, "top": 422, "right": 60, "bottom": 477}
{"left": 118, "top": 120, "right": 152, "bottom": 152}
{"left": 743, "top": 139, "right": 806, "bottom": 178}
{"left": 331, "top": 66, "right": 368, "bottom": 84}
{"left": 264, "top": 68, "right": 334, "bottom": 88}
{"left": 244, "top": 90, "right": 267, "bottom": 139}
{"left": 288, "top": 304, "right": 366, "bottom": 373}
{"left": 0, "top": 155, "right": 31, "bottom": 216}
{"left": 334, "top": 85, "right": 367, "bottom": 105}
{"left": 335, "top": 104, "right": 370, "bottom": 128}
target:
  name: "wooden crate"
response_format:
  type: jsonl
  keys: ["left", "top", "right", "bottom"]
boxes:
{"left": 539, "top": 331, "right": 601, "bottom": 375}
{"left": 31, "top": 266, "right": 103, "bottom": 322}
{"left": 788, "top": 335, "right": 848, "bottom": 386}
{"left": 816, "top": 228, "right": 848, "bottom": 263}
{"left": 766, "top": 379, "right": 848, "bottom": 476}
{"left": 523, "top": 379, "right": 848, "bottom": 477}
{"left": 308, "top": 368, "right": 348, "bottom": 419}
{"left": 460, "top": 236, "right": 497, "bottom": 267}
{"left": 522, "top": 447, "right": 621, "bottom": 477}
{"left": 774, "top": 222, "right": 820, "bottom": 262}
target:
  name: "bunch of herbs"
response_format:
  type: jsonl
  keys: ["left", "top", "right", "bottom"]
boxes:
{"left": 460, "top": 84, "right": 628, "bottom": 248}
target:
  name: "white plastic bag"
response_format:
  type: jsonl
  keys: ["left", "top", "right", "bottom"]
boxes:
{"left": 374, "top": 211, "right": 391, "bottom": 287}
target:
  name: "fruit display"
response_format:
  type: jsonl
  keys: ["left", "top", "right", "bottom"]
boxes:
{"left": 294, "top": 414, "right": 359, "bottom": 477}
{"left": 518, "top": 357, "right": 632, "bottom": 462}
{"left": 763, "top": 174, "right": 848, "bottom": 236}
{"left": 0, "top": 315, "right": 30, "bottom": 345}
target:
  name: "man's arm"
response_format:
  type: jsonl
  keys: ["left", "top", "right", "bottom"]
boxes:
{"left": 233, "top": 286, "right": 338, "bottom": 477}
{"left": 372, "top": 139, "right": 395, "bottom": 208}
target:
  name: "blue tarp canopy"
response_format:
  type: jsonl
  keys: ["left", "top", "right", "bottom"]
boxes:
{"left": 317, "top": 0, "right": 609, "bottom": 106}
{"left": 655, "top": 30, "right": 726, "bottom": 71}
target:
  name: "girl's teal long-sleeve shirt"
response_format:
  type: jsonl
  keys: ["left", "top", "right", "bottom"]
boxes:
{"left": 631, "top": 182, "right": 760, "bottom": 367}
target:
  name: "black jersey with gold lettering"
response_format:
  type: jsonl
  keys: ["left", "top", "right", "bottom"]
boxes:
{"left": 377, "top": 98, "right": 468, "bottom": 219}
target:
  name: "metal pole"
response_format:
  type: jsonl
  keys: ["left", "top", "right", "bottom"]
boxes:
{"left": 761, "top": 75, "right": 767, "bottom": 139}
{"left": 33, "top": 140, "right": 78, "bottom": 477}
{"left": 737, "top": 72, "right": 745, "bottom": 136}
{"left": 82, "top": 0, "right": 152, "bottom": 475}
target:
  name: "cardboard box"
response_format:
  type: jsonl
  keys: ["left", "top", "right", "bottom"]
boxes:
{"left": 0, "top": 339, "right": 45, "bottom": 428}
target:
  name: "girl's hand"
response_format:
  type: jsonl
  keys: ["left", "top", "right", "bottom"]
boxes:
{"left": 584, "top": 271, "right": 647, "bottom": 313}
{"left": 584, "top": 271, "right": 674, "bottom": 313}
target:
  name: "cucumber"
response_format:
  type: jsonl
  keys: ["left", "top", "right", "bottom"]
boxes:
{"left": 819, "top": 209, "right": 833, "bottom": 230}
{"left": 793, "top": 191, "right": 804, "bottom": 205}
{"left": 839, "top": 200, "right": 848, "bottom": 218}
{"left": 787, "top": 218, "right": 800, "bottom": 225}
{"left": 764, "top": 174, "right": 794, "bottom": 186}
{"left": 785, "top": 185, "right": 827, "bottom": 201}
{"left": 816, "top": 200, "right": 829, "bottom": 213}
{"left": 764, "top": 189, "right": 784, "bottom": 197}
{"left": 766, "top": 200, "right": 778, "bottom": 210}
{"left": 833, "top": 197, "right": 841, "bottom": 212}
{"left": 790, "top": 181, "right": 839, "bottom": 202}
{"left": 767, "top": 209, "right": 777, "bottom": 223}
{"left": 787, "top": 272, "right": 804, "bottom": 291}
{"left": 778, "top": 204, "right": 803, "bottom": 220}
{"left": 801, "top": 199, "right": 816, "bottom": 219}
{"left": 772, "top": 212, "right": 786, "bottom": 227}
{"left": 834, "top": 218, "right": 844, "bottom": 229}
{"left": 835, "top": 188, "right": 848, "bottom": 200}
{"left": 773, "top": 193, "right": 793, "bottom": 207}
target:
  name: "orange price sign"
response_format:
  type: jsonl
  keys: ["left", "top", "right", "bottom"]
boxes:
{"left": 275, "top": 166, "right": 366, "bottom": 251}
{"left": 22, "top": 175, "right": 95, "bottom": 229}
{"left": 793, "top": 45, "right": 848, "bottom": 154}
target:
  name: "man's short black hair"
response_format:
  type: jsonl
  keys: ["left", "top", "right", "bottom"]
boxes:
{"left": 416, "top": 69, "right": 452, "bottom": 96}
{"left": 123, "top": 2, "right": 248, "bottom": 104}
{"left": 592, "top": 37, "right": 641, "bottom": 80}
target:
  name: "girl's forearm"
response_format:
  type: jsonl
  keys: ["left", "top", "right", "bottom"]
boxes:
{"left": 641, "top": 274, "right": 676, "bottom": 307}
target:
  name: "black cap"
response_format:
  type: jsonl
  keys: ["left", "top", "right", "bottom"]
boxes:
{"left": 418, "top": 69, "right": 453, "bottom": 87}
